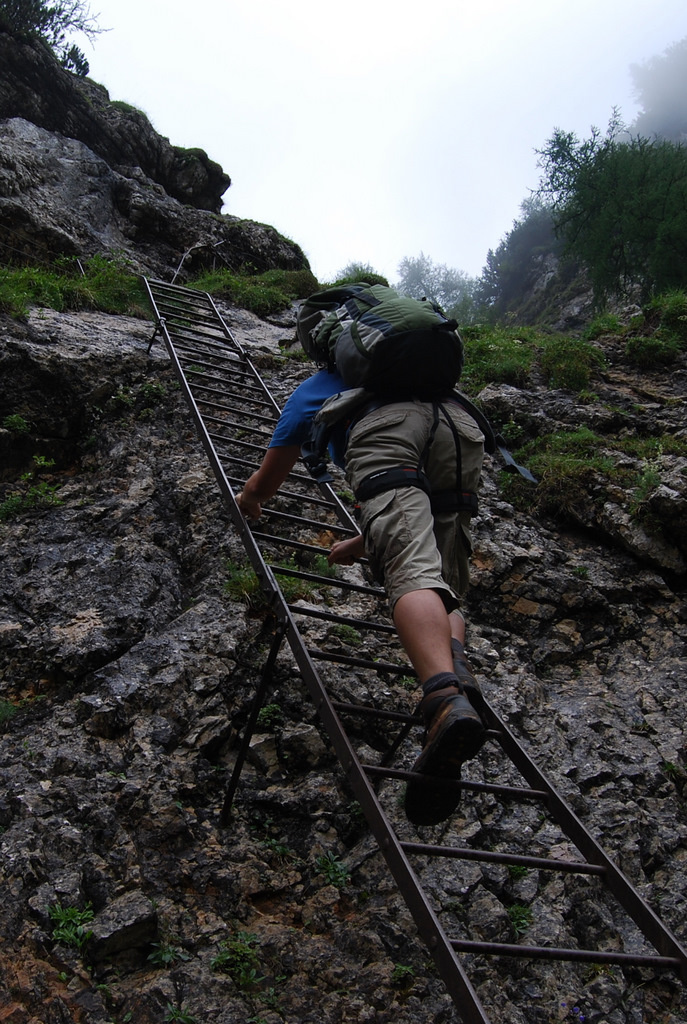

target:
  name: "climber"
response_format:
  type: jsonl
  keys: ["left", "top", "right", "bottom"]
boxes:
{"left": 235, "top": 363, "right": 487, "bottom": 827}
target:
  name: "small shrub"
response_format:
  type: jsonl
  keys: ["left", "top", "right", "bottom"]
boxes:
{"left": 223, "top": 562, "right": 268, "bottom": 611}
{"left": 328, "top": 262, "right": 389, "bottom": 287}
{"left": 647, "top": 290, "right": 687, "bottom": 342}
{"left": 629, "top": 465, "right": 662, "bottom": 514}
{"left": 49, "top": 902, "right": 94, "bottom": 951}
{"left": 624, "top": 334, "right": 681, "bottom": 368}
{"left": 211, "top": 932, "right": 264, "bottom": 990}
{"left": 2, "top": 414, "right": 30, "bottom": 435}
{"left": 0, "top": 481, "right": 63, "bottom": 522}
{"left": 391, "top": 963, "right": 415, "bottom": 987}
{"left": 164, "top": 1007, "right": 197, "bottom": 1024}
{"left": 539, "top": 335, "right": 605, "bottom": 391}
{"left": 0, "top": 698, "right": 18, "bottom": 726}
{"left": 329, "top": 623, "right": 362, "bottom": 645}
{"left": 315, "top": 851, "right": 350, "bottom": 889}
{"left": 582, "top": 312, "right": 621, "bottom": 339}
{"left": 256, "top": 703, "right": 283, "bottom": 731}
{"left": 461, "top": 326, "right": 535, "bottom": 391}
{"left": 139, "top": 381, "right": 167, "bottom": 405}
{"left": 148, "top": 941, "right": 191, "bottom": 967}
{"left": 507, "top": 903, "right": 533, "bottom": 936}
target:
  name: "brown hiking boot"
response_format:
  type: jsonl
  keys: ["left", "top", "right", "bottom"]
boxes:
{"left": 404, "top": 685, "right": 486, "bottom": 826}
{"left": 451, "top": 639, "right": 488, "bottom": 726}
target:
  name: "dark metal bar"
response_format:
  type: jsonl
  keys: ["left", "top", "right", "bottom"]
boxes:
{"left": 208, "top": 431, "right": 270, "bottom": 454}
{"left": 287, "top": 605, "right": 397, "bottom": 635}
{"left": 449, "top": 939, "right": 682, "bottom": 971}
{"left": 310, "top": 649, "right": 411, "bottom": 674}
{"left": 363, "top": 764, "right": 548, "bottom": 802}
{"left": 190, "top": 377, "right": 270, "bottom": 399}
{"left": 202, "top": 413, "right": 275, "bottom": 436}
{"left": 262, "top": 510, "right": 357, "bottom": 536}
{"left": 267, "top": 564, "right": 385, "bottom": 596}
{"left": 191, "top": 394, "right": 276, "bottom": 416}
{"left": 220, "top": 619, "right": 288, "bottom": 825}
{"left": 332, "top": 701, "right": 419, "bottom": 724}
{"left": 401, "top": 841, "right": 606, "bottom": 876}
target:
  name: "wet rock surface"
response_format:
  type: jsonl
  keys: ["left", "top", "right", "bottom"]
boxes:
{"left": 0, "top": 302, "right": 686, "bottom": 1024}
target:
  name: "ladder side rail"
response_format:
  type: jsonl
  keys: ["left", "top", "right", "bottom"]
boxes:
{"left": 281, "top": 610, "right": 493, "bottom": 1024}
{"left": 149, "top": 314, "right": 286, "bottom": 600}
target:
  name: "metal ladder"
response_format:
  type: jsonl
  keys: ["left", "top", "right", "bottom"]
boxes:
{"left": 143, "top": 277, "right": 687, "bottom": 1023}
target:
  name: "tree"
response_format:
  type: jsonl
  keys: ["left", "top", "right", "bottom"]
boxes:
{"left": 630, "top": 36, "right": 687, "bottom": 143}
{"left": 474, "top": 197, "right": 560, "bottom": 316}
{"left": 396, "top": 253, "right": 477, "bottom": 322}
{"left": 536, "top": 117, "right": 687, "bottom": 300}
{"left": 0, "top": 0, "right": 101, "bottom": 74}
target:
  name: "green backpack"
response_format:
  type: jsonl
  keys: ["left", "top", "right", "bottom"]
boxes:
{"left": 296, "top": 284, "right": 464, "bottom": 396}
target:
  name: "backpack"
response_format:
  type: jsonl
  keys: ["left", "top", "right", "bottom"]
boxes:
{"left": 296, "top": 284, "right": 464, "bottom": 396}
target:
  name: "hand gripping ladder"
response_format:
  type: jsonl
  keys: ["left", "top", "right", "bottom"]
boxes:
{"left": 144, "top": 278, "right": 687, "bottom": 1023}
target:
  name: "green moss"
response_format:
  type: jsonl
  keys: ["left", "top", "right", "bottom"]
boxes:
{"left": 624, "top": 333, "right": 681, "bottom": 368}
{"left": 503, "top": 427, "right": 685, "bottom": 537}
{"left": 188, "top": 266, "right": 318, "bottom": 317}
{"left": 0, "top": 255, "right": 148, "bottom": 319}
{"left": 539, "top": 335, "right": 605, "bottom": 390}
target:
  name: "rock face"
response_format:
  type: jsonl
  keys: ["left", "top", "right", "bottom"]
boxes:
{"left": 0, "top": 301, "right": 686, "bottom": 1024}
{"left": 0, "top": 27, "right": 308, "bottom": 279}
{"left": 0, "top": 27, "right": 229, "bottom": 212}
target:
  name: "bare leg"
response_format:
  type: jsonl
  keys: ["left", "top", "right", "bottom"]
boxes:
{"left": 449, "top": 609, "right": 465, "bottom": 645}
{"left": 392, "top": 589, "right": 455, "bottom": 685}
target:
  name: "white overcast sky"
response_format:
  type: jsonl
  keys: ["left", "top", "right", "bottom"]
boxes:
{"left": 84, "top": 0, "right": 686, "bottom": 284}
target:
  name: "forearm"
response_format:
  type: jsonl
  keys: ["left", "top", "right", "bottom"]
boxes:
{"left": 237, "top": 444, "right": 300, "bottom": 517}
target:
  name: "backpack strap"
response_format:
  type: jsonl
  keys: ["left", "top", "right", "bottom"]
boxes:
{"left": 448, "top": 392, "right": 538, "bottom": 484}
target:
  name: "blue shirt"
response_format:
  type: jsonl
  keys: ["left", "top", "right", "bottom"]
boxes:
{"left": 269, "top": 369, "right": 349, "bottom": 468}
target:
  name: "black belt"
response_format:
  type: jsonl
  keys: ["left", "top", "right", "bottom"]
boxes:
{"left": 354, "top": 466, "right": 478, "bottom": 514}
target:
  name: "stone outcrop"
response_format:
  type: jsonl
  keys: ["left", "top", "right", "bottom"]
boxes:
{"left": 0, "top": 28, "right": 308, "bottom": 280}
{"left": 0, "top": 27, "right": 229, "bottom": 213}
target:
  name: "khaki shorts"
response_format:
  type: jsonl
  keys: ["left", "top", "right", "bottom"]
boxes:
{"left": 345, "top": 400, "right": 484, "bottom": 612}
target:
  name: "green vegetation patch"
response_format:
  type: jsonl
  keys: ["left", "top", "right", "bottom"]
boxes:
{"left": 223, "top": 561, "right": 269, "bottom": 611}
{"left": 461, "top": 325, "right": 605, "bottom": 393}
{"left": 0, "top": 255, "right": 148, "bottom": 318}
{"left": 648, "top": 290, "right": 687, "bottom": 342}
{"left": 624, "top": 333, "right": 682, "bottom": 369}
{"left": 49, "top": 902, "right": 94, "bottom": 951}
{"left": 461, "top": 325, "right": 537, "bottom": 390}
{"left": 503, "top": 427, "right": 686, "bottom": 531}
{"left": 189, "top": 267, "right": 318, "bottom": 317}
{"left": 539, "top": 335, "right": 605, "bottom": 390}
{"left": 211, "top": 931, "right": 264, "bottom": 990}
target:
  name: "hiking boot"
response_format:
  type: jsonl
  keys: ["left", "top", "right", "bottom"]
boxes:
{"left": 451, "top": 639, "right": 488, "bottom": 726}
{"left": 404, "top": 684, "right": 485, "bottom": 826}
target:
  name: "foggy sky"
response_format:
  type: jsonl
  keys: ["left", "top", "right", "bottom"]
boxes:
{"left": 83, "top": 0, "right": 687, "bottom": 284}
